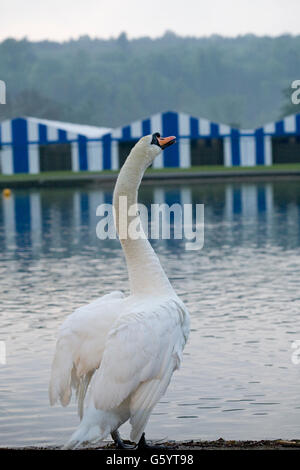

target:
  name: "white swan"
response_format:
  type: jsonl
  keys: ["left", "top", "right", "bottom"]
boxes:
{"left": 49, "top": 133, "right": 190, "bottom": 449}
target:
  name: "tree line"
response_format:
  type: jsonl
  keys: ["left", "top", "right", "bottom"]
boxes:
{"left": 0, "top": 32, "right": 299, "bottom": 128}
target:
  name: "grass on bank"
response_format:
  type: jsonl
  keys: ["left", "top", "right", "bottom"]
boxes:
{"left": 0, "top": 163, "right": 300, "bottom": 183}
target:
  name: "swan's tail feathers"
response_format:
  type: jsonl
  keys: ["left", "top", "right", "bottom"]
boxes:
{"left": 62, "top": 407, "right": 115, "bottom": 450}
{"left": 130, "top": 364, "right": 174, "bottom": 443}
{"left": 62, "top": 424, "right": 107, "bottom": 450}
{"left": 49, "top": 337, "right": 74, "bottom": 407}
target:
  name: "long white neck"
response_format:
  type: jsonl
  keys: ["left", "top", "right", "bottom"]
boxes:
{"left": 113, "top": 145, "right": 174, "bottom": 296}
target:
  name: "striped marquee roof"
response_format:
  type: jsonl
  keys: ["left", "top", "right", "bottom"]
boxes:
{"left": 0, "top": 116, "right": 111, "bottom": 174}
{"left": 0, "top": 111, "right": 300, "bottom": 174}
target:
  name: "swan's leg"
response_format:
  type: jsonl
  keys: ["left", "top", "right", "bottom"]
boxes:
{"left": 111, "top": 430, "right": 136, "bottom": 449}
{"left": 137, "top": 433, "right": 164, "bottom": 450}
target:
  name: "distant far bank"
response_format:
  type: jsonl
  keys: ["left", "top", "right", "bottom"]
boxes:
{"left": 1, "top": 164, "right": 300, "bottom": 189}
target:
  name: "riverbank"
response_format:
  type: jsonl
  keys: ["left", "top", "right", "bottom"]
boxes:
{"left": 2, "top": 439, "right": 300, "bottom": 450}
{"left": 1, "top": 164, "right": 300, "bottom": 188}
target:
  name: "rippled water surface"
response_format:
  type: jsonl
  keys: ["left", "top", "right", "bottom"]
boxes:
{"left": 0, "top": 180, "right": 300, "bottom": 447}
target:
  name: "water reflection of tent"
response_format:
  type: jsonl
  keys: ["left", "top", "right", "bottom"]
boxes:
{"left": 0, "top": 112, "right": 300, "bottom": 175}
{"left": 0, "top": 184, "right": 285, "bottom": 255}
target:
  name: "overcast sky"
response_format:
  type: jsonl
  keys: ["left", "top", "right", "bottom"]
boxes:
{"left": 1, "top": 0, "right": 300, "bottom": 41}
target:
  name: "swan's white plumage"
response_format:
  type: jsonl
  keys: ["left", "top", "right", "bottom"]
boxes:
{"left": 49, "top": 134, "right": 190, "bottom": 448}
{"left": 49, "top": 291, "right": 125, "bottom": 411}
{"left": 93, "top": 297, "right": 185, "bottom": 409}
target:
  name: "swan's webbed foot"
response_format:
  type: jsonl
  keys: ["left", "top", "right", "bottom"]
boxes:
{"left": 111, "top": 430, "right": 136, "bottom": 450}
{"left": 137, "top": 433, "right": 164, "bottom": 450}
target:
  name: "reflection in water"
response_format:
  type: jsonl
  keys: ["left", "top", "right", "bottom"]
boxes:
{"left": 0, "top": 181, "right": 300, "bottom": 446}
{"left": 0, "top": 182, "right": 292, "bottom": 254}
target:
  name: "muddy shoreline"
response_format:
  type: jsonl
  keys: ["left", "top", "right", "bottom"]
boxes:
{"left": 2, "top": 439, "right": 300, "bottom": 450}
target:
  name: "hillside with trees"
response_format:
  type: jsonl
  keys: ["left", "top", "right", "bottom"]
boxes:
{"left": 0, "top": 32, "right": 299, "bottom": 128}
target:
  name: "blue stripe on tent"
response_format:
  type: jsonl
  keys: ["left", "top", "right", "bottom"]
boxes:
{"left": 255, "top": 128, "right": 264, "bottom": 165}
{"left": 122, "top": 125, "right": 131, "bottom": 140}
{"left": 275, "top": 121, "right": 284, "bottom": 135}
{"left": 231, "top": 129, "right": 240, "bottom": 166}
{"left": 162, "top": 112, "right": 179, "bottom": 167}
{"left": 210, "top": 123, "right": 219, "bottom": 137}
{"left": 78, "top": 135, "right": 88, "bottom": 171}
{"left": 58, "top": 129, "right": 67, "bottom": 142}
{"left": 102, "top": 134, "right": 112, "bottom": 169}
{"left": 142, "top": 119, "right": 151, "bottom": 135}
{"left": 38, "top": 124, "right": 47, "bottom": 144}
{"left": 12, "top": 118, "right": 29, "bottom": 173}
{"left": 190, "top": 117, "right": 198, "bottom": 138}
{"left": 296, "top": 115, "right": 300, "bottom": 135}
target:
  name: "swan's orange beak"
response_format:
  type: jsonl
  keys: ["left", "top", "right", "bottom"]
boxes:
{"left": 157, "top": 135, "right": 176, "bottom": 150}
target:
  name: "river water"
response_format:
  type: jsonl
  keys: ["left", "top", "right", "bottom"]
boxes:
{"left": 0, "top": 180, "right": 300, "bottom": 446}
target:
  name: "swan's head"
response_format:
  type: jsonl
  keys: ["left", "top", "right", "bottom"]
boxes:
{"left": 133, "top": 133, "right": 176, "bottom": 165}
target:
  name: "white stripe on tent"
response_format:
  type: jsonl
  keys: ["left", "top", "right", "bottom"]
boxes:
{"left": 224, "top": 137, "right": 232, "bottom": 167}
{"left": 179, "top": 139, "right": 190, "bottom": 168}
{"left": 219, "top": 123, "right": 231, "bottom": 135}
{"left": 264, "top": 135, "right": 272, "bottom": 165}
{"left": 240, "top": 136, "right": 256, "bottom": 166}
{"left": 69, "top": 132, "right": 79, "bottom": 171}
{"left": 1, "top": 121, "right": 13, "bottom": 174}
{"left": 151, "top": 113, "right": 163, "bottom": 169}
{"left": 67, "top": 131, "right": 77, "bottom": 141}
{"left": 28, "top": 145, "right": 39, "bottom": 174}
{"left": 71, "top": 141, "right": 79, "bottom": 172}
{"left": 131, "top": 120, "right": 142, "bottom": 138}
{"left": 47, "top": 125, "right": 59, "bottom": 141}
{"left": 87, "top": 141, "right": 103, "bottom": 171}
{"left": 27, "top": 120, "right": 39, "bottom": 142}
{"left": 264, "top": 122, "right": 276, "bottom": 134}
{"left": 27, "top": 121, "right": 39, "bottom": 174}
{"left": 178, "top": 113, "right": 190, "bottom": 135}
{"left": 178, "top": 114, "right": 191, "bottom": 168}
{"left": 112, "top": 128, "right": 122, "bottom": 138}
{"left": 1, "top": 149, "right": 13, "bottom": 175}
{"left": 284, "top": 115, "right": 297, "bottom": 133}
{"left": 1, "top": 120, "right": 12, "bottom": 143}
{"left": 199, "top": 118, "right": 210, "bottom": 136}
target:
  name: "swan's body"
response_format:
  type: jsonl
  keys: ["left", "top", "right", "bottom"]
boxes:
{"left": 49, "top": 134, "right": 190, "bottom": 449}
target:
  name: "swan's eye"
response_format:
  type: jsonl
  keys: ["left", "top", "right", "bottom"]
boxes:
{"left": 151, "top": 133, "right": 160, "bottom": 146}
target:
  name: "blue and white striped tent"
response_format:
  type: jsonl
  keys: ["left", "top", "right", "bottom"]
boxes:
{"left": 1, "top": 111, "right": 300, "bottom": 174}
{"left": 0, "top": 117, "right": 111, "bottom": 174}
{"left": 102, "top": 111, "right": 234, "bottom": 170}
{"left": 100, "top": 111, "right": 300, "bottom": 169}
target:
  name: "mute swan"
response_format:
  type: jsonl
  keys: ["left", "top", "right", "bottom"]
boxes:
{"left": 49, "top": 133, "right": 190, "bottom": 449}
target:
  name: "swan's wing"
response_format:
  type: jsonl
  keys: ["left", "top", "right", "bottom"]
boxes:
{"left": 49, "top": 291, "right": 125, "bottom": 416}
{"left": 92, "top": 297, "right": 189, "bottom": 420}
